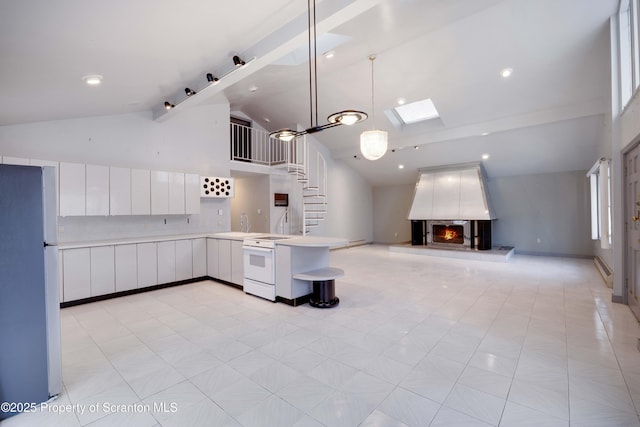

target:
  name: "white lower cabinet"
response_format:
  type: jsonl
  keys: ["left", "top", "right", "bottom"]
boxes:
{"left": 157, "top": 241, "right": 176, "bottom": 284}
{"left": 207, "top": 238, "right": 219, "bottom": 278}
{"left": 115, "top": 244, "right": 137, "bottom": 292}
{"left": 61, "top": 237, "right": 209, "bottom": 302}
{"left": 62, "top": 248, "right": 91, "bottom": 302}
{"left": 218, "top": 239, "right": 232, "bottom": 283}
{"left": 230, "top": 240, "right": 244, "bottom": 285}
{"left": 175, "top": 239, "right": 193, "bottom": 281}
{"left": 90, "top": 246, "right": 115, "bottom": 296}
{"left": 193, "top": 238, "right": 207, "bottom": 278}
{"left": 137, "top": 243, "right": 157, "bottom": 288}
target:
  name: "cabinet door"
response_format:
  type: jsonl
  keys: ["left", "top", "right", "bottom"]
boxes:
{"left": 168, "top": 172, "right": 185, "bottom": 215}
{"left": 175, "top": 239, "right": 193, "bottom": 281}
{"left": 59, "top": 162, "right": 86, "bottom": 216}
{"left": 151, "top": 170, "right": 169, "bottom": 215}
{"left": 62, "top": 248, "right": 91, "bottom": 301}
{"left": 90, "top": 246, "right": 115, "bottom": 296}
{"left": 31, "top": 159, "right": 60, "bottom": 216}
{"left": 218, "top": 239, "right": 232, "bottom": 282}
{"left": 137, "top": 243, "right": 157, "bottom": 288}
{"left": 86, "top": 164, "right": 110, "bottom": 216}
{"left": 131, "top": 169, "right": 151, "bottom": 215}
{"left": 185, "top": 173, "right": 201, "bottom": 215}
{"left": 110, "top": 166, "right": 131, "bottom": 215}
{"left": 157, "top": 241, "right": 176, "bottom": 284}
{"left": 206, "top": 238, "right": 219, "bottom": 278}
{"left": 230, "top": 240, "right": 244, "bottom": 285}
{"left": 115, "top": 244, "right": 137, "bottom": 292}
{"left": 2, "top": 156, "right": 30, "bottom": 165}
{"left": 192, "top": 238, "right": 207, "bottom": 278}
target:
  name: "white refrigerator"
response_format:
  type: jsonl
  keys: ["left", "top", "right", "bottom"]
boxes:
{"left": 0, "top": 164, "right": 62, "bottom": 421}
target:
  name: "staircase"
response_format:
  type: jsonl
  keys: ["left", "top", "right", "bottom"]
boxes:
{"left": 230, "top": 122, "right": 328, "bottom": 235}
{"left": 286, "top": 137, "right": 328, "bottom": 235}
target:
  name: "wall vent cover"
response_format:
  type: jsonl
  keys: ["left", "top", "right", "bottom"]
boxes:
{"left": 200, "top": 176, "right": 234, "bottom": 198}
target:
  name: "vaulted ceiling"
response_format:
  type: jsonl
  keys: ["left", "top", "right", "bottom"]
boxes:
{"left": 0, "top": 0, "right": 618, "bottom": 185}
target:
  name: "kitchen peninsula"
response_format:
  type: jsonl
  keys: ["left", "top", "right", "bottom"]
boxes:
{"left": 58, "top": 232, "right": 347, "bottom": 308}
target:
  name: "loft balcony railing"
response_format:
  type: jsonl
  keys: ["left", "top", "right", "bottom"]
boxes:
{"left": 231, "top": 122, "right": 296, "bottom": 166}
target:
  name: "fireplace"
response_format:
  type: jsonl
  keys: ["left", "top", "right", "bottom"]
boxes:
{"left": 427, "top": 221, "right": 470, "bottom": 248}
{"left": 433, "top": 224, "right": 464, "bottom": 245}
{"left": 412, "top": 220, "right": 492, "bottom": 250}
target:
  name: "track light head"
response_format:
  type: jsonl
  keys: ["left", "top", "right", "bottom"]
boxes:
{"left": 185, "top": 88, "right": 196, "bottom": 96}
{"left": 206, "top": 73, "right": 219, "bottom": 83}
{"left": 233, "top": 55, "right": 245, "bottom": 67}
{"left": 164, "top": 101, "right": 174, "bottom": 110}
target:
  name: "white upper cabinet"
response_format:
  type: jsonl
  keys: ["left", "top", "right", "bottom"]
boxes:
{"left": 2, "top": 156, "right": 30, "bottom": 165}
{"left": 185, "top": 173, "right": 200, "bottom": 215}
{"left": 110, "top": 166, "right": 131, "bottom": 215}
{"left": 31, "top": 159, "right": 60, "bottom": 216}
{"left": 151, "top": 170, "right": 169, "bottom": 215}
{"left": 86, "top": 164, "right": 110, "bottom": 216}
{"left": 59, "top": 162, "right": 86, "bottom": 216}
{"left": 131, "top": 169, "right": 151, "bottom": 215}
{"left": 168, "top": 172, "right": 185, "bottom": 215}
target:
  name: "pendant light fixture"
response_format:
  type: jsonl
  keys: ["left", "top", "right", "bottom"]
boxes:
{"left": 270, "top": 0, "right": 367, "bottom": 141}
{"left": 360, "top": 55, "right": 388, "bottom": 161}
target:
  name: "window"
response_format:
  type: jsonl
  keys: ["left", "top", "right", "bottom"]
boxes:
{"left": 589, "top": 159, "right": 612, "bottom": 247}
{"left": 393, "top": 98, "right": 440, "bottom": 125}
{"left": 619, "top": 0, "right": 640, "bottom": 108}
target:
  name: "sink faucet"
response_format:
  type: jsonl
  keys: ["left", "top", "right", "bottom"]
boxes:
{"left": 240, "top": 212, "right": 250, "bottom": 233}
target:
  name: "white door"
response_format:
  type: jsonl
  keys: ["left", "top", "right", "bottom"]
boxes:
{"left": 627, "top": 143, "right": 640, "bottom": 320}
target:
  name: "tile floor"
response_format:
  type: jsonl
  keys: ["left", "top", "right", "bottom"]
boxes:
{"left": 3, "top": 244, "right": 640, "bottom": 426}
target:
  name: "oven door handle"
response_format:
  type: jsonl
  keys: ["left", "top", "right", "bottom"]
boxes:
{"left": 243, "top": 246, "right": 274, "bottom": 253}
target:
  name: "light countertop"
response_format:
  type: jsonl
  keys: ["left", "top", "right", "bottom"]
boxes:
{"left": 58, "top": 232, "right": 348, "bottom": 249}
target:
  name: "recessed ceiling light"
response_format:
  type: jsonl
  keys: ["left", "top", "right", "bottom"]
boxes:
{"left": 414, "top": 146, "right": 419, "bottom": 150}
{"left": 500, "top": 68, "right": 513, "bottom": 78}
{"left": 397, "top": 98, "right": 406, "bottom": 105}
{"left": 480, "top": 132, "right": 490, "bottom": 136}
{"left": 323, "top": 50, "right": 335, "bottom": 59}
{"left": 398, "top": 164, "right": 404, "bottom": 169}
{"left": 82, "top": 74, "right": 103, "bottom": 86}
{"left": 264, "top": 117, "right": 271, "bottom": 123}
{"left": 249, "top": 85, "right": 258, "bottom": 92}
{"left": 482, "top": 153, "right": 490, "bottom": 160}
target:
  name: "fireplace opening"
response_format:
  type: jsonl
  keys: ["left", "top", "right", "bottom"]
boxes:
{"left": 432, "top": 225, "right": 464, "bottom": 245}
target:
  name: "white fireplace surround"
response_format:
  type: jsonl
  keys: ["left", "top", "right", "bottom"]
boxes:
{"left": 407, "top": 162, "right": 496, "bottom": 221}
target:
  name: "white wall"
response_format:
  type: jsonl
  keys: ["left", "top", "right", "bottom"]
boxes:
{"left": 230, "top": 174, "right": 270, "bottom": 233}
{"left": 372, "top": 184, "right": 414, "bottom": 244}
{"left": 302, "top": 134, "right": 373, "bottom": 243}
{"left": 488, "top": 171, "right": 592, "bottom": 256}
{"left": 0, "top": 104, "right": 233, "bottom": 242}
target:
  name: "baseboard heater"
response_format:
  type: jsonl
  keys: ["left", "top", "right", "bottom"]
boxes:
{"left": 594, "top": 256, "right": 613, "bottom": 288}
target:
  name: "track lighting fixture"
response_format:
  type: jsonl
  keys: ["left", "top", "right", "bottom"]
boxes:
{"left": 158, "top": 55, "right": 255, "bottom": 116}
{"left": 269, "top": 0, "right": 366, "bottom": 142}
{"left": 233, "top": 55, "right": 245, "bottom": 67}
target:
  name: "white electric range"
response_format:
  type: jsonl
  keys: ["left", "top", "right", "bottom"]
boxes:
{"left": 242, "top": 235, "right": 293, "bottom": 301}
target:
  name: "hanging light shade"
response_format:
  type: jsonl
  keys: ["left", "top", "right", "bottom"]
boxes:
{"left": 360, "top": 129, "right": 388, "bottom": 161}
{"left": 360, "top": 55, "right": 388, "bottom": 161}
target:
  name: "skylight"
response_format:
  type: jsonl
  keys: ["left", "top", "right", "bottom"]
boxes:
{"left": 393, "top": 98, "right": 440, "bottom": 125}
